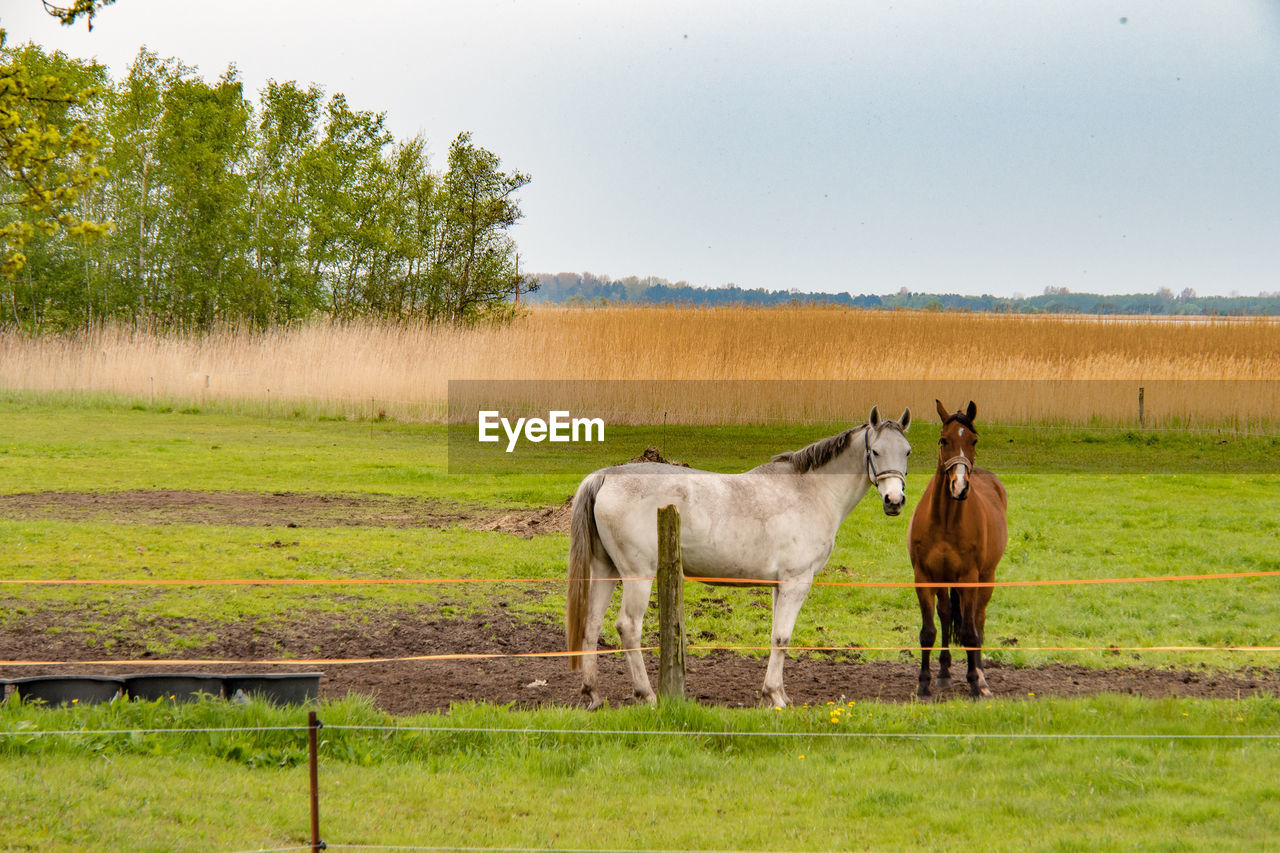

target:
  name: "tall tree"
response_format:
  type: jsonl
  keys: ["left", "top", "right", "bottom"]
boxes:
{"left": 304, "top": 93, "right": 391, "bottom": 319}
{"left": 95, "top": 48, "right": 183, "bottom": 320}
{"left": 0, "top": 0, "right": 117, "bottom": 301}
{"left": 438, "top": 131, "right": 531, "bottom": 323}
{"left": 151, "top": 67, "right": 251, "bottom": 326}
{"left": 361, "top": 134, "right": 440, "bottom": 318}
{"left": 0, "top": 39, "right": 108, "bottom": 329}
{"left": 249, "top": 79, "right": 324, "bottom": 323}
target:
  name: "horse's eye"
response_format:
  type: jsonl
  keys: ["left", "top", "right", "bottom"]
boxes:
{"left": 872, "top": 449, "right": 879, "bottom": 457}
{"left": 906, "top": 449, "right": 911, "bottom": 456}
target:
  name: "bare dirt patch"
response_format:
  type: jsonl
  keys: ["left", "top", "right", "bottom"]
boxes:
{"left": 0, "top": 448, "right": 704, "bottom": 537}
{"left": 2, "top": 609, "right": 1274, "bottom": 715}
{"left": 0, "top": 490, "right": 570, "bottom": 536}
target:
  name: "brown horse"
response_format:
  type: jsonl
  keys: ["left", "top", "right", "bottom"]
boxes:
{"left": 907, "top": 400, "right": 1008, "bottom": 698}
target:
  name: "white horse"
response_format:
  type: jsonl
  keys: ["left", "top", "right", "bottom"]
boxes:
{"left": 566, "top": 407, "right": 912, "bottom": 708}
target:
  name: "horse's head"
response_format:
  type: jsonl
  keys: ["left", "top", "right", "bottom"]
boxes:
{"left": 935, "top": 399, "right": 979, "bottom": 501}
{"left": 866, "top": 406, "right": 912, "bottom": 516}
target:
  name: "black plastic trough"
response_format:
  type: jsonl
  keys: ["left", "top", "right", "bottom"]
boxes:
{"left": 124, "top": 673, "right": 226, "bottom": 702}
{"left": 8, "top": 675, "right": 125, "bottom": 706}
{"left": 224, "top": 672, "right": 322, "bottom": 705}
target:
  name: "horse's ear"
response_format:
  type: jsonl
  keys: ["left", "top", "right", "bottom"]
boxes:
{"left": 934, "top": 399, "right": 949, "bottom": 421}
{"left": 965, "top": 400, "right": 977, "bottom": 422}
{"left": 869, "top": 406, "right": 881, "bottom": 428}
{"left": 899, "top": 407, "right": 911, "bottom": 431}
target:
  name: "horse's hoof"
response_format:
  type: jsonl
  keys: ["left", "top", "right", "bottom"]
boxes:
{"left": 936, "top": 676, "right": 952, "bottom": 691}
{"left": 635, "top": 691, "right": 656, "bottom": 705}
{"left": 917, "top": 684, "right": 931, "bottom": 699}
{"left": 586, "top": 695, "right": 607, "bottom": 711}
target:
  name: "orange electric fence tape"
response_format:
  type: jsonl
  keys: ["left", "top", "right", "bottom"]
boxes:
{"left": 695, "top": 570, "right": 1280, "bottom": 588}
{"left": 697, "top": 644, "right": 1280, "bottom": 653}
{"left": 0, "top": 648, "right": 656, "bottom": 667}
{"left": 3, "top": 644, "right": 1279, "bottom": 668}
{"left": 3, "top": 571, "right": 1276, "bottom": 666}
{"left": 2, "top": 569, "right": 1279, "bottom": 587}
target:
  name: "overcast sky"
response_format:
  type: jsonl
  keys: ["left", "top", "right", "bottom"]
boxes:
{"left": 6, "top": 1, "right": 1279, "bottom": 297}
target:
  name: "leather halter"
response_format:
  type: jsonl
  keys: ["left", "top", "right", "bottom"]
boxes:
{"left": 940, "top": 413, "right": 975, "bottom": 476}
{"left": 864, "top": 425, "right": 906, "bottom": 485}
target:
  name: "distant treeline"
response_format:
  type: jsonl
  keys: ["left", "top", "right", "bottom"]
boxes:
{"left": 531, "top": 273, "right": 1280, "bottom": 316}
{"left": 2, "top": 43, "right": 530, "bottom": 332}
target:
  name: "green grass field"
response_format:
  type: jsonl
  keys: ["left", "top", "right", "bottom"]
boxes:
{"left": 3, "top": 696, "right": 1280, "bottom": 851}
{"left": 1, "top": 395, "right": 1279, "bottom": 850}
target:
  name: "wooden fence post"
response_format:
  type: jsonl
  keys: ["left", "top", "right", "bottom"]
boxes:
{"left": 1138, "top": 386, "right": 1145, "bottom": 429}
{"left": 656, "top": 504, "right": 686, "bottom": 700}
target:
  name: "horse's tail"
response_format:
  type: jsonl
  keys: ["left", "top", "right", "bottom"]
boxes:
{"left": 949, "top": 587, "right": 963, "bottom": 643}
{"left": 567, "top": 470, "right": 607, "bottom": 671}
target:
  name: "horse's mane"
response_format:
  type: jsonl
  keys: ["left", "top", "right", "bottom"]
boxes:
{"left": 771, "top": 424, "right": 865, "bottom": 473}
{"left": 942, "top": 413, "right": 979, "bottom": 434}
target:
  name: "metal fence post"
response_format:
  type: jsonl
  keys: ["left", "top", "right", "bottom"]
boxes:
{"left": 308, "top": 711, "right": 325, "bottom": 852}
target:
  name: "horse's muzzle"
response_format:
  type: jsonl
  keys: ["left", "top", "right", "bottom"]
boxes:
{"left": 883, "top": 495, "right": 905, "bottom": 516}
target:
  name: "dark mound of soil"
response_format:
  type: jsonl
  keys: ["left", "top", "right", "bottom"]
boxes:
{"left": 627, "top": 446, "right": 690, "bottom": 466}
{"left": 476, "top": 497, "right": 575, "bottom": 538}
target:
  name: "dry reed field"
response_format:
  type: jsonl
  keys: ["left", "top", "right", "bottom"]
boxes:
{"left": 2, "top": 306, "right": 1278, "bottom": 425}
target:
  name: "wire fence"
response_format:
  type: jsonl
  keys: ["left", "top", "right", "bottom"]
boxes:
{"left": 3, "top": 639, "right": 1277, "bottom": 852}
{"left": 4, "top": 384, "right": 1276, "bottom": 851}
{"left": 4, "top": 643, "right": 1280, "bottom": 669}
{"left": 1, "top": 568, "right": 1277, "bottom": 668}
{"left": 6, "top": 714, "right": 1279, "bottom": 853}
{"left": 6, "top": 724, "right": 1277, "bottom": 742}
{"left": 4, "top": 529, "right": 1278, "bottom": 850}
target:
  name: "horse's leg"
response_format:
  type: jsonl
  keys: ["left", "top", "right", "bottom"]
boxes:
{"left": 972, "top": 585, "right": 995, "bottom": 696}
{"left": 958, "top": 586, "right": 992, "bottom": 698}
{"left": 936, "top": 587, "right": 954, "bottom": 691}
{"left": 974, "top": 586, "right": 993, "bottom": 649}
{"left": 579, "top": 562, "right": 618, "bottom": 710}
{"left": 616, "top": 574, "right": 656, "bottom": 704}
{"left": 914, "top": 584, "right": 937, "bottom": 698}
{"left": 761, "top": 578, "right": 812, "bottom": 708}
